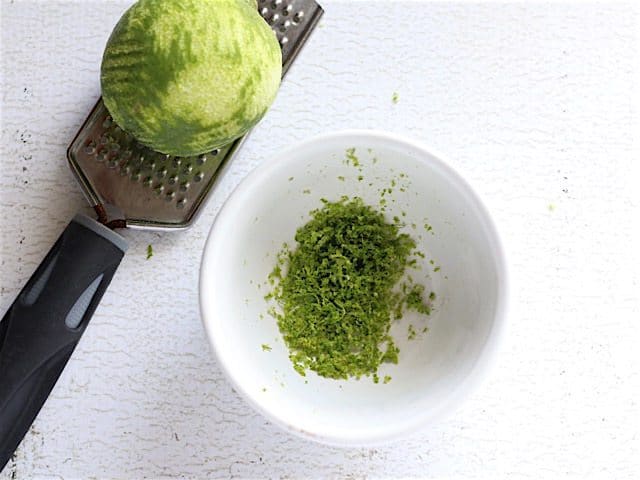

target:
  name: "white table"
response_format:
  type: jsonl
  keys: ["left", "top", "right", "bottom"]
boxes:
{"left": 1, "top": 1, "right": 638, "bottom": 478}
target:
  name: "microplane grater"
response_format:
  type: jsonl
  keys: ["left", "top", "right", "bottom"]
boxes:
{"left": 0, "top": 1, "right": 324, "bottom": 467}
{"left": 67, "top": 0, "right": 324, "bottom": 230}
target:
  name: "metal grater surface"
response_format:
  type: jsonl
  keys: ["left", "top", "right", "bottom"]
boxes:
{"left": 67, "top": 0, "right": 323, "bottom": 230}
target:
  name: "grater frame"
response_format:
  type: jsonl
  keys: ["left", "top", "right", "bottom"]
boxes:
{"left": 67, "top": 0, "right": 323, "bottom": 231}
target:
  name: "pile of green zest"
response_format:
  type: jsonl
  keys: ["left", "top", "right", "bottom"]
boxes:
{"left": 267, "top": 197, "right": 432, "bottom": 380}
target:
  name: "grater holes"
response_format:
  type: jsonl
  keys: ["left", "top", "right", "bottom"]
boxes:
{"left": 182, "top": 164, "right": 193, "bottom": 175}
{"left": 165, "top": 191, "right": 176, "bottom": 202}
{"left": 282, "top": 4, "right": 293, "bottom": 16}
{"left": 84, "top": 142, "right": 96, "bottom": 155}
{"left": 280, "top": 36, "right": 289, "bottom": 45}
{"left": 96, "top": 151, "right": 107, "bottom": 162}
{"left": 156, "top": 154, "right": 171, "bottom": 175}
{"left": 176, "top": 198, "right": 187, "bottom": 209}
{"left": 108, "top": 125, "right": 125, "bottom": 143}
{"left": 143, "top": 160, "right": 156, "bottom": 172}
{"left": 153, "top": 184, "right": 165, "bottom": 196}
{"left": 134, "top": 154, "right": 145, "bottom": 167}
{"left": 260, "top": 7, "right": 268, "bottom": 17}
{"left": 293, "top": 10, "right": 304, "bottom": 24}
{"left": 131, "top": 169, "right": 141, "bottom": 182}
{"left": 197, "top": 154, "right": 207, "bottom": 165}
{"left": 211, "top": 149, "right": 220, "bottom": 156}
{"left": 194, "top": 171, "right": 204, "bottom": 182}
{"left": 271, "top": 0, "right": 282, "bottom": 8}
{"left": 168, "top": 175, "right": 178, "bottom": 185}
{"left": 179, "top": 181, "right": 190, "bottom": 193}
{"left": 156, "top": 168, "right": 168, "bottom": 179}
{"left": 102, "top": 116, "right": 113, "bottom": 129}
{"left": 143, "top": 176, "right": 153, "bottom": 187}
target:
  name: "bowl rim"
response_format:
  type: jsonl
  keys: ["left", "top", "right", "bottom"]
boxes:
{"left": 199, "top": 129, "right": 509, "bottom": 447}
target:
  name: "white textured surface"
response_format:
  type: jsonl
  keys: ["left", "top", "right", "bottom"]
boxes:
{"left": 1, "top": 1, "right": 639, "bottom": 478}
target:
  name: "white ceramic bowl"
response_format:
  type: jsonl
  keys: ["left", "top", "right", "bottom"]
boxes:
{"left": 199, "top": 130, "right": 508, "bottom": 446}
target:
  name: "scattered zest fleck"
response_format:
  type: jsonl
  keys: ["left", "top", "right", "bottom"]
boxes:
{"left": 392, "top": 92, "right": 399, "bottom": 104}
{"left": 345, "top": 147, "right": 360, "bottom": 167}
{"left": 408, "top": 324, "right": 417, "bottom": 340}
{"left": 146, "top": 244, "right": 153, "bottom": 260}
{"left": 261, "top": 344, "right": 272, "bottom": 352}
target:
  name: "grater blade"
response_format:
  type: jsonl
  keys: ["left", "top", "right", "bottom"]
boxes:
{"left": 67, "top": 0, "right": 323, "bottom": 230}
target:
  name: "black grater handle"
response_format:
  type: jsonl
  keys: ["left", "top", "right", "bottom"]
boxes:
{"left": 0, "top": 214, "right": 127, "bottom": 470}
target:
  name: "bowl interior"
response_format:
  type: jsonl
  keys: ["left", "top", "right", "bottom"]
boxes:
{"left": 200, "top": 131, "right": 505, "bottom": 444}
